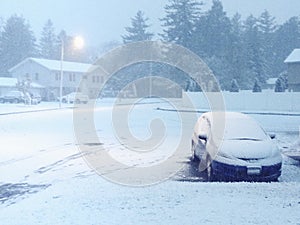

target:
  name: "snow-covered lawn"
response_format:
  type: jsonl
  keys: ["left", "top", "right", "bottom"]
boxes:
{"left": 0, "top": 98, "right": 300, "bottom": 224}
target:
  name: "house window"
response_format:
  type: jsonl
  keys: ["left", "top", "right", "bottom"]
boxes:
{"left": 92, "top": 76, "right": 96, "bottom": 83}
{"left": 55, "top": 73, "right": 60, "bottom": 81}
{"left": 69, "top": 73, "right": 76, "bottom": 82}
{"left": 96, "top": 76, "right": 100, "bottom": 83}
{"left": 35, "top": 73, "right": 39, "bottom": 81}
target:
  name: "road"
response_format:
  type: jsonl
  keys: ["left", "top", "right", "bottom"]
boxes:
{"left": 0, "top": 101, "right": 300, "bottom": 224}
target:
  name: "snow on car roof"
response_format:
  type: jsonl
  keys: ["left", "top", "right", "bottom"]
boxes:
{"left": 202, "top": 111, "right": 267, "bottom": 140}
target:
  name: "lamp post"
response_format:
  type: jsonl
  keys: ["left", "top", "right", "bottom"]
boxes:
{"left": 59, "top": 35, "right": 84, "bottom": 108}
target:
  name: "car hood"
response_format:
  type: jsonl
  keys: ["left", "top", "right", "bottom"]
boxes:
{"left": 218, "top": 139, "right": 277, "bottom": 159}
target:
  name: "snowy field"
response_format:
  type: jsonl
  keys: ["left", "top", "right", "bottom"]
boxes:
{"left": 0, "top": 96, "right": 300, "bottom": 225}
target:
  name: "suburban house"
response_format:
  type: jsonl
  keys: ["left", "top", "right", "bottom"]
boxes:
{"left": 0, "top": 77, "right": 44, "bottom": 96}
{"left": 284, "top": 49, "right": 300, "bottom": 91}
{"left": 7, "top": 57, "right": 184, "bottom": 100}
{"left": 8, "top": 58, "right": 95, "bottom": 100}
{"left": 265, "top": 78, "right": 277, "bottom": 90}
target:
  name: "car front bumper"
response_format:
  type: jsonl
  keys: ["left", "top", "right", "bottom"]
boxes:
{"left": 211, "top": 160, "right": 282, "bottom": 181}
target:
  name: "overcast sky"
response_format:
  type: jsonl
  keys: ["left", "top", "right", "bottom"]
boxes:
{"left": 0, "top": 0, "right": 300, "bottom": 47}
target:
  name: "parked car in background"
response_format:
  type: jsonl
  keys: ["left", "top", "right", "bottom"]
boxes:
{"left": 0, "top": 90, "right": 25, "bottom": 103}
{"left": 191, "top": 111, "right": 282, "bottom": 182}
{"left": 30, "top": 93, "right": 42, "bottom": 105}
{"left": 59, "top": 92, "right": 89, "bottom": 104}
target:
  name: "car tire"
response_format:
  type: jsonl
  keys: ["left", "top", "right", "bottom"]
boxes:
{"left": 0, "top": 98, "right": 4, "bottom": 103}
{"left": 62, "top": 99, "right": 67, "bottom": 103}
{"left": 75, "top": 99, "right": 81, "bottom": 104}
{"left": 190, "top": 140, "right": 200, "bottom": 162}
{"left": 206, "top": 155, "right": 216, "bottom": 182}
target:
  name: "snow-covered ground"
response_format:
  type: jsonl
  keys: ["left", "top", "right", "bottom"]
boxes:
{"left": 0, "top": 98, "right": 300, "bottom": 225}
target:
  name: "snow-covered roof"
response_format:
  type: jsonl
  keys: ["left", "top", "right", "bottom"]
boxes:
{"left": 9, "top": 58, "right": 95, "bottom": 73}
{"left": 284, "top": 49, "right": 300, "bottom": 63}
{"left": 266, "top": 78, "right": 277, "bottom": 85}
{"left": 0, "top": 77, "right": 44, "bottom": 88}
{"left": 31, "top": 82, "right": 45, "bottom": 88}
{"left": 0, "top": 77, "right": 18, "bottom": 87}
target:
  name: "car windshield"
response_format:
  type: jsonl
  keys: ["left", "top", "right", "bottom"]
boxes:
{"left": 223, "top": 117, "right": 268, "bottom": 141}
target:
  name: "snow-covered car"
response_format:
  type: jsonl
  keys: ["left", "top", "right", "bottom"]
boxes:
{"left": 191, "top": 111, "right": 282, "bottom": 182}
{"left": 59, "top": 92, "right": 89, "bottom": 104}
{"left": 0, "top": 90, "right": 25, "bottom": 103}
{"left": 30, "top": 93, "right": 42, "bottom": 104}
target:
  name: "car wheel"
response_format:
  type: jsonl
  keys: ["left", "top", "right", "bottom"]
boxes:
{"left": 75, "top": 99, "right": 81, "bottom": 104}
{"left": 62, "top": 99, "right": 67, "bottom": 103}
{"left": 13, "top": 98, "right": 19, "bottom": 103}
{"left": 0, "top": 99, "right": 4, "bottom": 103}
{"left": 206, "top": 155, "right": 216, "bottom": 182}
{"left": 190, "top": 140, "right": 199, "bottom": 162}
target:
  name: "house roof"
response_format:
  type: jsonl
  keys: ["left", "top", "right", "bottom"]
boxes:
{"left": 0, "top": 77, "right": 44, "bottom": 88}
{"left": 284, "top": 49, "right": 300, "bottom": 63}
{"left": 266, "top": 78, "right": 277, "bottom": 85}
{"left": 9, "top": 57, "right": 96, "bottom": 73}
{"left": 0, "top": 77, "right": 18, "bottom": 87}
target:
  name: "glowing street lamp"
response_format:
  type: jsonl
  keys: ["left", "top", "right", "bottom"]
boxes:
{"left": 59, "top": 35, "right": 84, "bottom": 108}
{"left": 73, "top": 36, "right": 85, "bottom": 50}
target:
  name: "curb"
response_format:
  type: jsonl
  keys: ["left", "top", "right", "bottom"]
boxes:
{"left": 156, "top": 107, "right": 300, "bottom": 117}
{"left": 0, "top": 107, "right": 74, "bottom": 116}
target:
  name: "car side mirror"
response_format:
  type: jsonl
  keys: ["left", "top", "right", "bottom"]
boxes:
{"left": 269, "top": 133, "right": 276, "bottom": 139}
{"left": 198, "top": 134, "right": 208, "bottom": 142}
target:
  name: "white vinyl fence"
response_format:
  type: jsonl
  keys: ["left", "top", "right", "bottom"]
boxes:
{"left": 183, "top": 90, "right": 300, "bottom": 113}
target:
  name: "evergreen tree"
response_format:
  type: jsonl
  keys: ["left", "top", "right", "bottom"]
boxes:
{"left": 193, "top": 0, "right": 231, "bottom": 57}
{"left": 257, "top": 10, "right": 277, "bottom": 77}
{"left": 229, "top": 79, "right": 239, "bottom": 92}
{"left": 160, "top": 0, "right": 202, "bottom": 48}
{"left": 252, "top": 78, "right": 262, "bottom": 92}
{"left": 243, "top": 15, "right": 267, "bottom": 86}
{"left": 273, "top": 16, "right": 300, "bottom": 75}
{"left": 39, "top": 19, "right": 58, "bottom": 59}
{"left": 274, "top": 78, "right": 285, "bottom": 92}
{"left": 0, "top": 15, "right": 37, "bottom": 75}
{"left": 122, "top": 11, "right": 154, "bottom": 43}
{"left": 229, "top": 13, "right": 248, "bottom": 86}
{"left": 274, "top": 72, "right": 288, "bottom": 92}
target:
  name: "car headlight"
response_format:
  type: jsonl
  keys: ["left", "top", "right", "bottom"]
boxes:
{"left": 216, "top": 150, "right": 232, "bottom": 159}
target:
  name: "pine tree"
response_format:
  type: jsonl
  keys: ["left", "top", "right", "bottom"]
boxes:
{"left": 273, "top": 17, "right": 300, "bottom": 75}
{"left": 122, "top": 11, "right": 154, "bottom": 43}
{"left": 193, "top": 0, "right": 231, "bottom": 57}
{"left": 0, "top": 15, "right": 37, "bottom": 75}
{"left": 252, "top": 78, "right": 262, "bottom": 92}
{"left": 274, "top": 78, "right": 285, "bottom": 92}
{"left": 39, "top": 19, "right": 58, "bottom": 59}
{"left": 160, "top": 0, "right": 202, "bottom": 48}
{"left": 275, "top": 72, "right": 288, "bottom": 92}
{"left": 243, "top": 15, "right": 267, "bottom": 86}
{"left": 228, "top": 13, "right": 246, "bottom": 87}
{"left": 257, "top": 10, "right": 277, "bottom": 77}
{"left": 230, "top": 79, "right": 239, "bottom": 92}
